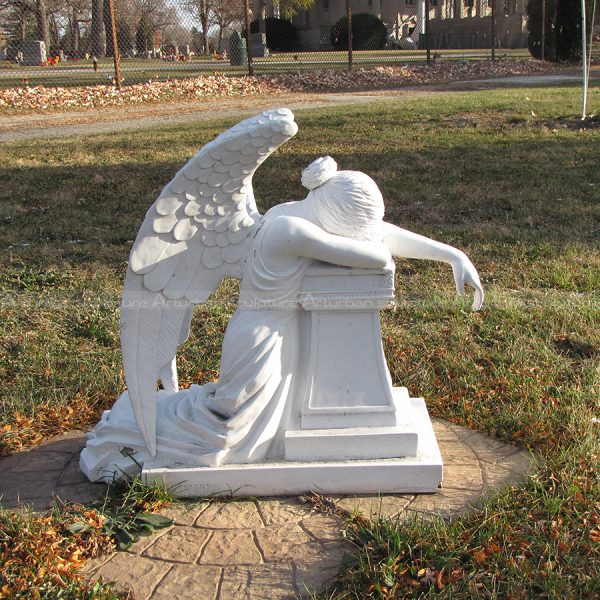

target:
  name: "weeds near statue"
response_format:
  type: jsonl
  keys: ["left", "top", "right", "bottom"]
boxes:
{"left": 81, "top": 109, "right": 483, "bottom": 495}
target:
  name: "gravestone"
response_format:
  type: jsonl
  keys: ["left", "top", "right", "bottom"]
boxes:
{"left": 22, "top": 41, "right": 46, "bottom": 66}
{"left": 228, "top": 32, "right": 247, "bottom": 66}
{"left": 251, "top": 32, "right": 269, "bottom": 57}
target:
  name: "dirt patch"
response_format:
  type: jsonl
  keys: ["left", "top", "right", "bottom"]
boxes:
{"left": 541, "top": 115, "right": 600, "bottom": 131}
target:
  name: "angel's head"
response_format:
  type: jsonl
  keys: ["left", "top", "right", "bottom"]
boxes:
{"left": 302, "top": 157, "right": 384, "bottom": 242}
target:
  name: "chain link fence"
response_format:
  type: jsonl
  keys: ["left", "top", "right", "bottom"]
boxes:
{"left": 0, "top": 0, "right": 584, "bottom": 88}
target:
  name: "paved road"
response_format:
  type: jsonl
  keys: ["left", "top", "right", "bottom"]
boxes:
{"left": 0, "top": 72, "right": 596, "bottom": 143}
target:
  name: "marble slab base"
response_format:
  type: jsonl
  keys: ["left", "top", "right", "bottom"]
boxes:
{"left": 142, "top": 397, "right": 443, "bottom": 497}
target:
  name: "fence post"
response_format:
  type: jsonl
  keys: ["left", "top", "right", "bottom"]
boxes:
{"left": 491, "top": 0, "right": 496, "bottom": 61}
{"left": 347, "top": 0, "right": 353, "bottom": 72}
{"left": 581, "top": 0, "right": 588, "bottom": 119}
{"left": 541, "top": 0, "right": 546, "bottom": 61}
{"left": 425, "top": 0, "right": 431, "bottom": 65}
{"left": 244, "top": 0, "right": 254, "bottom": 76}
{"left": 106, "top": 0, "right": 121, "bottom": 90}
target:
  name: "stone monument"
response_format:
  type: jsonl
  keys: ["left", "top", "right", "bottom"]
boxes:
{"left": 228, "top": 32, "right": 247, "bottom": 66}
{"left": 21, "top": 41, "right": 46, "bottom": 66}
{"left": 80, "top": 109, "right": 484, "bottom": 496}
{"left": 250, "top": 32, "right": 269, "bottom": 57}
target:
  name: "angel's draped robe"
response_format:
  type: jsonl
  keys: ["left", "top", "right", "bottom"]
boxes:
{"left": 81, "top": 216, "right": 312, "bottom": 479}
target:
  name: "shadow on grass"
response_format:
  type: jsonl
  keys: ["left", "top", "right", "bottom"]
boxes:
{"left": 1, "top": 131, "right": 598, "bottom": 271}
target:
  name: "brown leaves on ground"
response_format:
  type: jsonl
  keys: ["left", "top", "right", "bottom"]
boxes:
{"left": 0, "top": 60, "right": 560, "bottom": 113}
{"left": 0, "top": 505, "right": 115, "bottom": 598}
{"left": 0, "top": 392, "right": 113, "bottom": 456}
{"left": 0, "top": 74, "right": 282, "bottom": 112}
{"left": 266, "top": 59, "right": 557, "bottom": 92}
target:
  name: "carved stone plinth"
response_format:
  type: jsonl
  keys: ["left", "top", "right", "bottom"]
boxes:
{"left": 144, "top": 397, "right": 442, "bottom": 496}
{"left": 296, "top": 263, "right": 397, "bottom": 429}
{"left": 142, "top": 262, "right": 443, "bottom": 496}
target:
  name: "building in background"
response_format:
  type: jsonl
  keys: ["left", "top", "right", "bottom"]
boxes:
{"left": 288, "top": 0, "right": 527, "bottom": 51}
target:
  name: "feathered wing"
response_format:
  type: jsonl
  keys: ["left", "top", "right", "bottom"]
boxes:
{"left": 120, "top": 108, "right": 298, "bottom": 456}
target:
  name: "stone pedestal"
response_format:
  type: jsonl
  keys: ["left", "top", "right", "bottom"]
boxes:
{"left": 295, "top": 263, "right": 397, "bottom": 429}
{"left": 144, "top": 396, "right": 441, "bottom": 496}
{"left": 143, "top": 262, "right": 443, "bottom": 497}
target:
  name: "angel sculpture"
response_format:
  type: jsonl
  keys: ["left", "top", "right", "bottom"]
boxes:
{"left": 80, "top": 108, "right": 483, "bottom": 483}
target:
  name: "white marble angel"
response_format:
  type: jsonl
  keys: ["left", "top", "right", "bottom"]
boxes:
{"left": 81, "top": 108, "right": 483, "bottom": 483}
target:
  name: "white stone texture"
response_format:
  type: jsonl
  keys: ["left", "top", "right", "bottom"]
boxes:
{"left": 80, "top": 109, "right": 484, "bottom": 497}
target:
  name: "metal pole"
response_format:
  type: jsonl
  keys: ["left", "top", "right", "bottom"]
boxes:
{"left": 347, "top": 0, "right": 353, "bottom": 72}
{"left": 106, "top": 0, "right": 121, "bottom": 91}
{"left": 581, "top": 0, "right": 588, "bottom": 119}
{"left": 244, "top": 0, "right": 254, "bottom": 76}
{"left": 491, "top": 0, "right": 496, "bottom": 61}
{"left": 425, "top": 0, "right": 430, "bottom": 64}
{"left": 588, "top": 0, "right": 598, "bottom": 102}
{"left": 541, "top": 0, "right": 546, "bottom": 61}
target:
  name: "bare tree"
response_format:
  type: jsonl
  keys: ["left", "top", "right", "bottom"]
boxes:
{"left": 0, "top": 0, "right": 35, "bottom": 42}
{"left": 62, "top": 0, "right": 89, "bottom": 53}
{"left": 211, "top": 0, "right": 243, "bottom": 47}
{"left": 35, "top": 0, "right": 49, "bottom": 47}
{"left": 111, "top": 0, "right": 139, "bottom": 54}
{"left": 91, "top": 0, "right": 105, "bottom": 56}
{"left": 182, "top": 0, "right": 211, "bottom": 54}
{"left": 132, "top": 0, "right": 177, "bottom": 54}
{"left": 183, "top": 0, "right": 243, "bottom": 54}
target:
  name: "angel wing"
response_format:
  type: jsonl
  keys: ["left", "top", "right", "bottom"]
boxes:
{"left": 120, "top": 108, "right": 298, "bottom": 456}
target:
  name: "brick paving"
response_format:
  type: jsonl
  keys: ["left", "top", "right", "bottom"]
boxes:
{"left": 0, "top": 419, "right": 533, "bottom": 599}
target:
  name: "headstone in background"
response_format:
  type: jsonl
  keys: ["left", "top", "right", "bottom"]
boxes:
{"left": 251, "top": 33, "right": 269, "bottom": 57}
{"left": 22, "top": 41, "right": 46, "bottom": 66}
{"left": 0, "top": 48, "right": 6, "bottom": 61}
{"left": 228, "top": 32, "right": 247, "bottom": 66}
{"left": 218, "top": 38, "right": 229, "bottom": 55}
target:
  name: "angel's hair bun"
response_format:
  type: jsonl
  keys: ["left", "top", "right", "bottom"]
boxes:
{"left": 301, "top": 156, "right": 338, "bottom": 191}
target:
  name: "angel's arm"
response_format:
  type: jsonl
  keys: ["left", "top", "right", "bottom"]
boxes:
{"left": 274, "top": 217, "right": 391, "bottom": 269}
{"left": 383, "top": 222, "right": 484, "bottom": 310}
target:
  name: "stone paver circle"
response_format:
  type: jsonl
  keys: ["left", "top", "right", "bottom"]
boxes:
{"left": 0, "top": 419, "right": 533, "bottom": 599}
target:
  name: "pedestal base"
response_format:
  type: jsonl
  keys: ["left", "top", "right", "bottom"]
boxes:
{"left": 142, "top": 397, "right": 443, "bottom": 497}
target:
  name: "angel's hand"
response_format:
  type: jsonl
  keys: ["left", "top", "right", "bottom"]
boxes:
{"left": 450, "top": 251, "right": 484, "bottom": 311}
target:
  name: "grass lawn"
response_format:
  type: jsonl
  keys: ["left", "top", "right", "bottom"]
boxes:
{"left": 0, "top": 49, "right": 535, "bottom": 88}
{"left": 0, "top": 84, "right": 599, "bottom": 597}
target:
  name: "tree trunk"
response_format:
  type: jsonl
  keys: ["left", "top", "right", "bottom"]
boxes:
{"left": 49, "top": 12, "right": 59, "bottom": 47}
{"left": 259, "top": 0, "right": 266, "bottom": 34}
{"left": 202, "top": 25, "right": 210, "bottom": 54}
{"left": 19, "top": 13, "right": 26, "bottom": 41}
{"left": 72, "top": 9, "right": 80, "bottom": 52}
{"left": 36, "top": 0, "right": 49, "bottom": 51}
{"left": 92, "top": 0, "right": 106, "bottom": 57}
{"left": 200, "top": 0, "right": 210, "bottom": 54}
{"left": 103, "top": 0, "right": 114, "bottom": 57}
